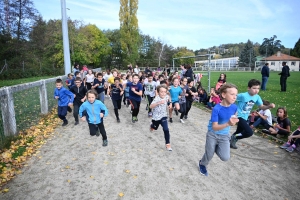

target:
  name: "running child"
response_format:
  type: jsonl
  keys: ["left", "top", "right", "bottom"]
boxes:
{"left": 179, "top": 77, "right": 189, "bottom": 123}
{"left": 144, "top": 74, "right": 157, "bottom": 117}
{"left": 108, "top": 77, "right": 123, "bottom": 122}
{"left": 54, "top": 79, "right": 74, "bottom": 126}
{"left": 92, "top": 73, "right": 106, "bottom": 103}
{"left": 70, "top": 77, "right": 87, "bottom": 125}
{"left": 168, "top": 77, "right": 182, "bottom": 123}
{"left": 150, "top": 84, "right": 173, "bottom": 151}
{"left": 79, "top": 90, "right": 109, "bottom": 146}
{"left": 126, "top": 74, "right": 143, "bottom": 123}
{"left": 230, "top": 79, "right": 275, "bottom": 149}
{"left": 185, "top": 79, "right": 198, "bottom": 119}
{"left": 199, "top": 84, "right": 239, "bottom": 176}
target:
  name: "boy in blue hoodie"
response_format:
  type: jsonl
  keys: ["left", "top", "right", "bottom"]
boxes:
{"left": 54, "top": 79, "right": 74, "bottom": 126}
{"left": 79, "top": 90, "right": 109, "bottom": 146}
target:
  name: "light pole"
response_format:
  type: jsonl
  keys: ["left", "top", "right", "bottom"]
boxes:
{"left": 61, "top": 0, "right": 71, "bottom": 75}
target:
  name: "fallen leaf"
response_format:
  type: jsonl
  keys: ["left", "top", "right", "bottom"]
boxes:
{"left": 2, "top": 188, "right": 9, "bottom": 193}
{"left": 273, "top": 165, "right": 276, "bottom": 168}
{"left": 90, "top": 176, "right": 94, "bottom": 179}
{"left": 119, "top": 192, "right": 124, "bottom": 197}
{"left": 125, "top": 170, "right": 130, "bottom": 173}
{"left": 133, "top": 176, "right": 137, "bottom": 179}
{"left": 274, "top": 152, "right": 278, "bottom": 154}
{"left": 92, "top": 152, "right": 97, "bottom": 155}
{"left": 104, "top": 161, "right": 109, "bottom": 164}
{"left": 65, "top": 166, "right": 70, "bottom": 169}
{"left": 67, "top": 180, "right": 71, "bottom": 183}
{"left": 169, "top": 168, "right": 174, "bottom": 171}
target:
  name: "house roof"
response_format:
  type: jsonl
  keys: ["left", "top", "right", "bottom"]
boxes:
{"left": 263, "top": 52, "right": 300, "bottom": 61}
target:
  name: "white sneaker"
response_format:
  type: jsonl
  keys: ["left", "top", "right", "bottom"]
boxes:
{"left": 180, "top": 119, "right": 185, "bottom": 123}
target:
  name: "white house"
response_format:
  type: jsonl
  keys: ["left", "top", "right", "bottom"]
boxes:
{"left": 263, "top": 51, "right": 300, "bottom": 71}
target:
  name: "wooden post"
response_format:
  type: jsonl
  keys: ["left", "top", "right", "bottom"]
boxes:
{"left": 39, "top": 80, "right": 48, "bottom": 114}
{"left": 0, "top": 87, "right": 17, "bottom": 136}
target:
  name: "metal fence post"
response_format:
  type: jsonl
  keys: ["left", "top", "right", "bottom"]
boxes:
{"left": 0, "top": 87, "right": 17, "bottom": 136}
{"left": 39, "top": 80, "right": 48, "bottom": 114}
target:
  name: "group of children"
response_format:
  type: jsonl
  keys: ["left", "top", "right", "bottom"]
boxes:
{"left": 54, "top": 66, "right": 299, "bottom": 177}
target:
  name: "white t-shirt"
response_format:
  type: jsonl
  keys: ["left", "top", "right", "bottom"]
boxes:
{"left": 259, "top": 109, "right": 272, "bottom": 125}
{"left": 86, "top": 74, "right": 95, "bottom": 83}
{"left": 134, "top": 68, "right": 140, "bottom": 74}
{"left": 151, "top": 95, "right": 170, "bottom": 121}
{"left": 103, "top": 74, "right": 112, "bottom": 82}
{"left": 144, "top": 79, "right": 156, "bottom": 97}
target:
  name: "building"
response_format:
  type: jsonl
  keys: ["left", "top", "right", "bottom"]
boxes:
{"left": 262, "top": 51, "right": 300, "bottom": 71}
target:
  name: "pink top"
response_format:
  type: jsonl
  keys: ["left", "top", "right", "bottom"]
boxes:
{"left": 212, "top": 96, "right": 221, "bottom": 104}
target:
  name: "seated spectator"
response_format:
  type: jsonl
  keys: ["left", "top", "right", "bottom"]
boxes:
{"left": 280, "top": 126, "right": 300, "bottom": 152}
{"left": 250, "top": 100, "right": 273, "bottom": 129}
{"left": 198, "top": 88, "right": 208, "bottom": 104}
{"left": 206, "top": 87, "right": 221, "bottom": 110}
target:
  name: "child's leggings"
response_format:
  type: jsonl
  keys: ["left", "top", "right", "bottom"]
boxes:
{"left": 88, "top": 122, "right": 107, "bottom": 139}
{"left": 151, "top": 117, "right": 170, "bottom": 144}
{"left": 233, "top": 118, "right": 253, "bottom": 139}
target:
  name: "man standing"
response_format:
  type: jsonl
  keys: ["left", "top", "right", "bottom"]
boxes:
{"left": 261, "top": 63, "right": 269, "bottom": 91}
{"left": 278, "top": 62, "right": 290, "bottom": 92}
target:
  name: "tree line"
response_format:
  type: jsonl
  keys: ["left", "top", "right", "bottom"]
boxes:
{"left": 0, "top": 0, "right": 299, "bottom": 80}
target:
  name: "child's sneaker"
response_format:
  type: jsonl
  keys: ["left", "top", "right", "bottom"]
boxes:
{"left": 166, "top": 144, "right": 172, "bottom": 151}
{"left": 198, "top": 160, "right": 208, "bottom": 176}
{"left": 148, "top": 112, "right": 152, "bottom": 117}
{"left": 150, "top": 124, "right": 154, "bottom": 132}
{"left": 180, "top": 119, "right": 185, "bottom": 123}
{"left": 230, "top": 134, "right": 238, "bottom": 149}
{"left": 280, "top": 142, "right": 290, "bottom": 149}
{"left": 286, "top": 145, "right": 295, "bottom": 152}
{"left": 184, "top": 115, "right": 188, "bottom": 119}
{"left": 132, "top": 117, "right": 136, "bottom": 123}
{"left": 62, "top": 120, "right": 68, "bottom": 126}
{"left": 169, "top": 118, "right": 173, "bottom": 123}
{"left": 102, "top": 139, "right": 108, "bottom": 146}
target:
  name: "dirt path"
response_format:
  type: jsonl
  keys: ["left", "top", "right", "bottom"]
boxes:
{"left": 1, "top": 98, "right": 300, "bottom": 200}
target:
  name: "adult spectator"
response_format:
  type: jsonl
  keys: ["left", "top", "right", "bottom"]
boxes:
{"left": 134, "top": 65, "right": 140, "bottom": 74}
{"left": 261, "top": 63, "right": 269, "bottom": 91}
{"left": 278, "top": 62, "right": 290, "bottom": 92}
{"left": 128, "top": 64, "right": 133, "bottom": 73}
{"left": 180, "top": 64, "right": 186, "bottom": 79}
{"left": 184, "top": 64, "right": 194, "bottom": 81}
{"left": 163, "top": 64, "right": 171, "bottom": 76}
{"left": 144, "top": 66, "right": 152, "bottom": 75}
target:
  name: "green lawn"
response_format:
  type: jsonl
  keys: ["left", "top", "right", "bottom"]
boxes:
{"left": 196, "top": 71, "right": 300, "bottom": 130}
{"left": 0, "top": 76, "right": 56, "bottom": 88}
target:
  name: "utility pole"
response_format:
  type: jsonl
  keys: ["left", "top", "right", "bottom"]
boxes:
{"left": 61, "top": 0, "right": 71, "bottom": 75}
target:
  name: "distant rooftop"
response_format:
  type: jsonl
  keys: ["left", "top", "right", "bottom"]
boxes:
{"left": 263, "top": 51, "right": 300, "bottom": 61}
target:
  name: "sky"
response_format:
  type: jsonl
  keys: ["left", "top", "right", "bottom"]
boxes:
{"left": 33, "top": 0, "right": 300, "bottom": 51}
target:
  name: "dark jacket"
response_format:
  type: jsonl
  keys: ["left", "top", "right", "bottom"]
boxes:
{"left": 261, "top": 65, "right": 269, "bottom": 77}
{"left": 70, "top": 85, "right": 87, "bottom": 105}
{"left": 279, "top": 65, "right": 290, "bottom": 77}
{"left": 184, "top": 68, "right": 194, "bottom": 81}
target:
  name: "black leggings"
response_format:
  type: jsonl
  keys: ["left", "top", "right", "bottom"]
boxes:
{"left": 73, "top": 103, "right": 83, "bottom": 122}
{"left": 185, "top": 100, "right": 193, "bottom": 116}
{"left": 129, "top": 99, "right": 141, "bottom": 117}
{"left": 233, "top": 117, "right": 253, "bottom": 140}
{"left": 112, "top": 99, "right": 122, "bottom": 119}
{"left": 86, "top": 82, "right": 92, "bottom": 90}
{"left": 88, "top": 122, "right": 107, "bottom": 139}
{"left": 146, "top": 95, "right": 154, "bottom": 112}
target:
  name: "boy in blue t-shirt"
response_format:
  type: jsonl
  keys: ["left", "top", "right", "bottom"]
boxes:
{"left": 230, "top": 79, "right": 275, "bottom": 149}
{"left": 126, "top": 74, "right": 143, "bottom": 123}
{"left": 199, "top": 84, "right": 239, "bottom": 176}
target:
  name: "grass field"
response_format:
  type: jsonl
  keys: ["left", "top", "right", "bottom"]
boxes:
{"left": 0, "top": 76, "right": 55, "bottom": 88}
{"left": 195, "top": 71, "right": 300, "bottom": 130}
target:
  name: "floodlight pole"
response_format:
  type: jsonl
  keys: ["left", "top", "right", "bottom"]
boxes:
{"left": 61, "top": 0, "right": 71, "bottom": 75}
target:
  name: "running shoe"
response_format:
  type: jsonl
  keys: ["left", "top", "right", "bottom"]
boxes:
{"left": 280, "top": 142, "right": 291, "bottom": 149}
{"left": 199, "top": 160, "right": 208, "bottom": 176}
{"left": 169, "top": 118, "right": 173, "bottom": 123}
{"left": 184, "top": 115, "right": 188, "bottom": 119}
{"left": 166, "top": 144, "right": 172, "bottom": 151}
{"left": 102, "top": 139, "right": 108, "bottom": 146}
{"left": 180, "top": 119, "right": 185, "bottom": 123}
{"left": 230, "top": 134, "right": 238, "bottom": 149}
{"left": 150, "top": 124, "right": 154, "bottom": 132}
{"left": 74, "top": 121, "right": 79, "bottom": 125}
{"left": 117, "top": 118, "right": 120, "bottom": 123}
{"left": 286, "top": 145, "right": 295, "bottom": 153}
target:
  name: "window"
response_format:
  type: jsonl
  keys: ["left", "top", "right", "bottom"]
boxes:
{"left": 271, "top": 62, "right": 275, "bottom": 65}
{"left": 291, "top": 62, "right": 295, "bottom": 66}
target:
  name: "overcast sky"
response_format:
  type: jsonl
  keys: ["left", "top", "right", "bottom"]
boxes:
{"left": 33, "top": 0, "right": 300, "bottom": 50}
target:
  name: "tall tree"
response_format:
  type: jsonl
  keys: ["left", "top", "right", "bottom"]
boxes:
{"left": 259, "top": 35, "right": 282, "bottom": 57}
{"left": 291, "top": 38, "right": 300, "bottom": 58}
{"left": 239, "top": 39, "right": 256, "bottom": 68}
{"left": 119, "top": 0, "right": 140, "bottom": 65}
{"left": 173, "top": 47, "right": 195, "bottom": 66}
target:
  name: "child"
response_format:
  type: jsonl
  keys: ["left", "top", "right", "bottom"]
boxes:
{"left": 215, "top": 73, "right": 226, "bottom": 91}
{"left": 250, "top": 100, "right": 273, "bottom": 130}
{"left": 126, "top": 74, "right": 143, "bottom": 123}
{"left": 121, "top": 74, "right": 128, "bottom": 105}
{"left": 199, "top": 84, "right": 239, "bottom": 176}
{"left": 207, "top": 87, "right": 221, "bottom": 110}
{"left": 280, "top": 126, "right": 300, "bottom": 152}
{"left": 185, "top": 79, "right": 197, "bottom": 119}
{"left": 65, "top": 73, "right": 74, "bottom": 89}
{"left": 108, "top": 77, "right": 123, "bottom": 122}
{"left": 267, "top": 107, "right": 291, "bottom": 138}
{"left": 86, "top": 69, "right": 95, "bottom": 90}
{"left": 124, "top": 75, "right": 132, "bottom": 107}
{"left": 92, "top": 73, "right": 106, "bottom": 103}
{"left": 144, "top": 74, "right": 156, "bottom": 117}
{"left": 168, "top": 77, "right": 182, "bottom": 123}
{"left": 198, "top": 88, "right": 208, "bottom": 104}
{"left": 70, "top": 77, "right": 87, "bottom": 125}
{"left": 150, "top": 84, "right": 173, "bottom": 151}
{"left": 79, "top": 90, "right": 109, "bottom": 146}
{"left": 54, "top": 79, "right": 74, "bottom": 126}
{"left": 230, "top": 79, "right": 275, "bottom": 149}
{"left": 179, "top": 77, "right": 189, "bottom": 123}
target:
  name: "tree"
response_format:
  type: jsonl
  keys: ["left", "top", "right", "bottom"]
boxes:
{"left": 259, "top": 35, "right": 282, "bottom": 57}
{"left": 291, "top": 38, "right": 300, "bottom": 58}
{"left": 239, "top": 39, "right": 256, "bottom": 68}
{"left": 173, "top": 47, "right": 195, "bottom": 67}
{"left": 119, "top": 0, "right": 140, "bottom": 65}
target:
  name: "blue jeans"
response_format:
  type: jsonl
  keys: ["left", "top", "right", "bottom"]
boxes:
{"left": 261, "top": 76, "right": 268, "bottom": 90}
{"left": 151, "top": 117, "right": 170, "bottom": 144}
{"left": 97, "top": 92, "right": 105, "bottom": 103}
{"left": 201, "top": 131, "right": 230, "bottom": 166}
{"left": 252, "top": 117, "right": 271, "bottom": 129}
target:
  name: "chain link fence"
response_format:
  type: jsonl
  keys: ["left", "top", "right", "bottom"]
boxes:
{"left": 0, "top": 75, "right": 67, "bottom": 149}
